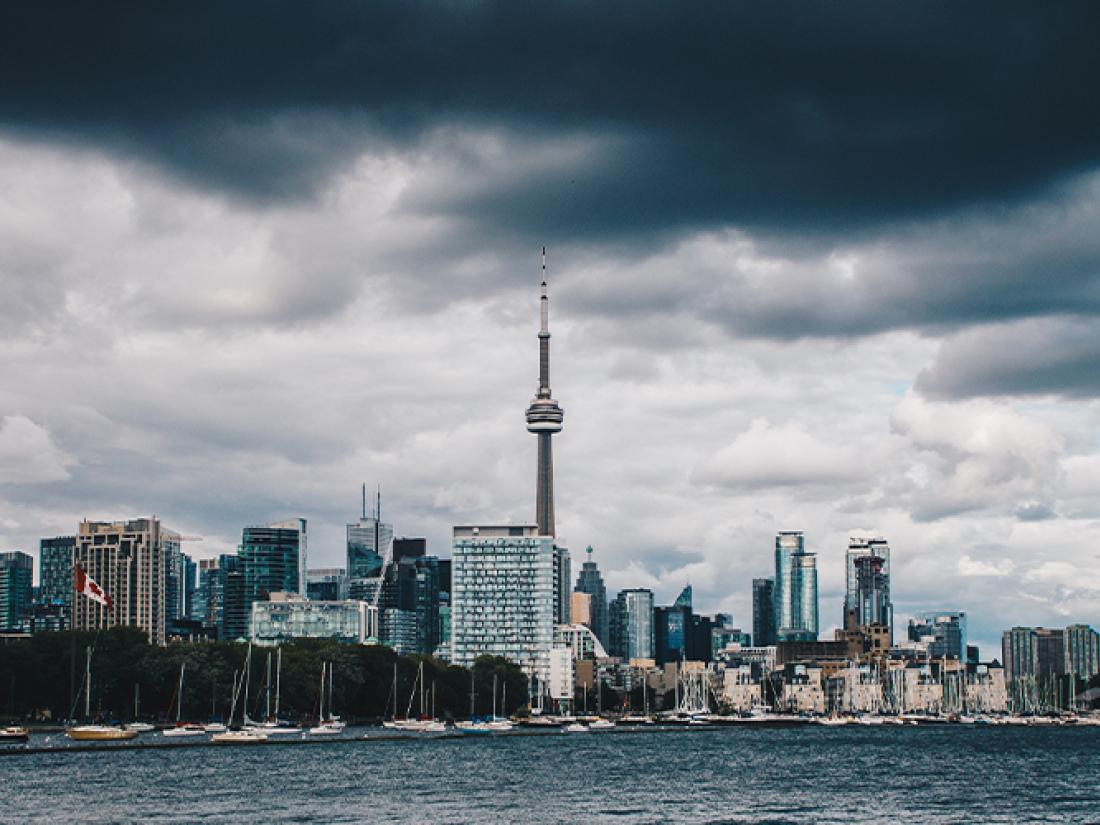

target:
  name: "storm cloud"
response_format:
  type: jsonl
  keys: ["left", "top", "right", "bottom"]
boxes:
{"left": 2, "top": 3, "right": 1100, "bottom": 652}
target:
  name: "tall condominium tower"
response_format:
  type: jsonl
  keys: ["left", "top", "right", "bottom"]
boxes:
{"left": 609, "top": 588, "right": 655, "bottom": 661}
{"left": 845, "top": 536, "right": 891, "bottom": 634}
{"left": 774, "top": 531, "right": 818, "bottom": 642}
{"left": 1064, "top": 624, "right": 1100, "bottom": 681}
{"left": 451, "top": 524, "right": 555, "bottom": 681}
{"left": 240, "top": 522, "right": 303, "bottom": 603}
{"left": 574, "top": 546, "right": 609, "bottom": 647}
{"left": 73, "top": 517, "right": 180, "bottom": 645}
{"left": 852, "top": 555, "right": 892, "bottom": 641}
{"left": 347, "top": 487, "right": 393, "bottom": 580}
{"left": 525, "top": 248, "right": 565, "bottom": 538}
{"left": 0, "top": 551, "right": 33, "bottom": 632}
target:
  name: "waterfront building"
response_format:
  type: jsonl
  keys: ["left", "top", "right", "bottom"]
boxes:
{"left": 574, "top": 546, "right": 609, "bottom": 648}
{"left": 241, "top": 522, "right": 303, "bottom": 605}
{"left": 306, "top": 568, "right": 348, "bottom": 601}
{"left": 267, "top": 517, "right": 307, "bottom": 597}
{"left": 852, "top": 554, "right": 892, "bottom": 642}
{"left": 164, "top": 547, "right": 196, "bottom": 624}
{"left": 712, "top": 626, "right": 751, "bottom": 657}
{"left": 72, "top": 517, "right": 179, "bottom": 645}
{"left": 844, "top": 537, "right": 891, "bottom": 632}
{"left": 752, "top": 578, "right": 776, "bottom": 647}
{"left": 1064, "top": 624, "right": 1100, "bottom": 681}
{"left": 722, "top": 666, "right": 764, "bottom": 711}
{"left": 1002, "top": 626, "right": 1065, "bottom": 685}
{"left": 195, "top": 554, "right": 248, "bottom": 641}
{"left": 781, "top": 663, "right": 825, "bottom": 714}
{"left": 451, "top": 524, "right": 555, "bottom": 680}
{"left": 0, "top": 551, "right": 33, "bottom": 631}
{"left": 774, "top": 532, "right": 818, "bottom": 642}
{"left": 609, "top": 588, "right": 655, "bottom": 661}
{"left": 908, "top": 612, "right": 967, "bottom": 659}
{"left": 250, "top": 592, "right": 372, "bottom": 645}
{"left": 525, "top": 247, "right": 565, "bottom": 539}
{"left": 38, "top": 536, "right": 74, "bottom": 607}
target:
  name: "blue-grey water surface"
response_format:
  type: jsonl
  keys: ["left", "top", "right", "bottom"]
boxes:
{"left": 3, "top": 726, "right": 1100, "bottom": 823}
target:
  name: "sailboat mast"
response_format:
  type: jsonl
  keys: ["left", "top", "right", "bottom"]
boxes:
{"left": 243, "top": 643, "right": 253, "bottom": 724}
{"left": 84, "top": 646, "right": 92, "bottom": 720}
{"left": 275, "top": 648, "right": 282, "bottom": 719}
{"left": 329, "top": 661, "right": 335, "bottom": 719}
{"left": 134, "top": 683, "right": 140, "bottom": 721}
{"left": 178, "top": 662, "right": 186, "bottom": 723}
{"left": 319, "top": 662, "right": 326, "bottom": 722}
{"left": 493, "top": 673, "right": 498, "bottom": 720}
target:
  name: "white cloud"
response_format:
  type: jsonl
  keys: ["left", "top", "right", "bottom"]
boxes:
{"left": 0, "top": 415, "right": 74, "bottom": 484}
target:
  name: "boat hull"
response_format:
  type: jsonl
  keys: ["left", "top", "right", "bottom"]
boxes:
{"left": 67, "top": 726, "right": 139, "bottom": 741}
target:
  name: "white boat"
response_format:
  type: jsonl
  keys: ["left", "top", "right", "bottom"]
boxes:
{"left": 212, "top": 730, "right": 267, "bottom": 744}
{"left": 564, "top": 722, "right": 588, "bottom": 733}
{"left": 162, "top": 723, "right": 206, "bottom": 738}
{"left": 816, "top": 716, "right": 850, "bottom": 726}
{"left": 589, "top": 718, "right": 615, "bottom": 730}
{"left": 309, "top": 720, "right": 347, "bottom": 735}
{"left": 455, "top": 721, "right": 492, "bottom": 734}
{"left": 252, "top": 721, "right": 302, "bottom": 735}
{"left": 620, "top": 714, "right": 654, "bottom": 725}
{"left": 203, "top": 722, "right": 228, "bottom": 733}
{"left": 125, "top": 722, "right": 156, "bottom": 733}
{"left": 309, "top": 662, "right": 346, "bottom": 735}
{"left": 0, "top": 726, "right": 29, "bottom": 742}
{"left": 487, "top": 719, "right": 514, "bottom": 732}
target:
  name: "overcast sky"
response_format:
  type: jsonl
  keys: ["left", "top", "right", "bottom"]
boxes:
{"left": 2, "top": 2, "right": 1099, "bottom": 655}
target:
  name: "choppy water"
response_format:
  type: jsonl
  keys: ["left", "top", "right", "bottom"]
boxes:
{"left": 3, "top": 726, "right": 1100, "bottom": 823}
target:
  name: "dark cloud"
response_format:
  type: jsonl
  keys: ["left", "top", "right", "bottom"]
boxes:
{"left": 3, "top": 1, "right": 1099, "bottom": 237}
{"left": 916, "top": 318, "right": 1100, "bottom": 399}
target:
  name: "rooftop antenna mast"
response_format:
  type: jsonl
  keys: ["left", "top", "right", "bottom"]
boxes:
{"left": 361, "top": 483, "right": 366, "bottom": 520}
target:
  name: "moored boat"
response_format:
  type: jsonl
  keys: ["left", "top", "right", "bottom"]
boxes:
{"left": 0, "top": 726, "right": 29, "bottom": 742}
{"left": 212, "top": 730, "right": 267, "bottom": 744}
{"left": 67, "top": 725, "right": 139, "bottom": 741}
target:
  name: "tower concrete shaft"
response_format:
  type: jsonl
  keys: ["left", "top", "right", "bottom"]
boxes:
{"left": 525, "top": 247, "right": 564, "bottom": 537}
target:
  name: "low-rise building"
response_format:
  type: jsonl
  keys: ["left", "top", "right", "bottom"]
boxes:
{"left": 250, "top": 592, "right": 372, "bottom": 646}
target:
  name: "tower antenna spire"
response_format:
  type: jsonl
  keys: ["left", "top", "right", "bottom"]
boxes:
{"left": 526, "top": 245, "right": 564, "bottom": 537}
{"left": 375, "top": 484, "right": 381, "bottom": 521}
{"left": 362, "top": 483, "right": 366, "bottom": 520}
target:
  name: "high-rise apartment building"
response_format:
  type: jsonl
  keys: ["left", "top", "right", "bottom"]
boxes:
{"left": 1064, "top": 624, "right": 1100, "bottom": 681}
{"left": 609, "top": 588, "right": 655, "bottom": 661}
{"left": 852, "top": 554, "right": 892, "bottom": 641}
{"left": 774, "top": 531, "right": 818, "bottom": 642}
{"left": 451, "top": 525, "right": 555, "bottom": 680}
{"left": 0, "top": 551, "right": 33, "bottom": 631}
{"left": 267, "top": 517, "right": 307, "bottom": 597}
{"left": 574, "top": 546, "right": 609, "bottom": 648}
{"left": 908, "top": 611, "right": 967, "bottom": 659}
{"left": 72, "top": 517, "right": 179, "bottom": 645}
{"left": 347, "top": 515, "right": 393, "bottom": 580}
{"left": 1002, "top": 626, "right": 1065, "bottom": 684}
{"left": 844, "top": 536, "right": 888, "bottom": 624}
{"left": 752, "top": 578, "right": 777, "bottom": 647}
{"left": 164, "top": 547, "right": 196, "bottom": 624}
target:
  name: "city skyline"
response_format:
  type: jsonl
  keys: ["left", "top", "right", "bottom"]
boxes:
{"left": 3, "top": 5, "right": 1100, "bottom": 659}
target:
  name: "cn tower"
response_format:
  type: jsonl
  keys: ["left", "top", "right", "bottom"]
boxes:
{"left": 525, "top": 246, "right": 564, "bottom": 537}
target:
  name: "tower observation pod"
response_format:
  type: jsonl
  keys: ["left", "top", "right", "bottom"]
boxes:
{"left": 525, "top": 246, "right": 564, "bottom": 538}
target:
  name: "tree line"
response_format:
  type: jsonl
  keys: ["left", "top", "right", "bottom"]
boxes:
{"left": 0, "top": 629, "right": 529, "bottom": 725}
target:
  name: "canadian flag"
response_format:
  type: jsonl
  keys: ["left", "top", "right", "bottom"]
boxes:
{"left": 75, "top": 565, "right": 112, "bottom": 611}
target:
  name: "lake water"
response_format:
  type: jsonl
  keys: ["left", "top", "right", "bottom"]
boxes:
{"left": 3, "top": 725, "right": 1099, "bottom": 822}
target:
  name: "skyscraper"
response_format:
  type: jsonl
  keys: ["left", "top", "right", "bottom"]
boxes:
{"left": 267, "top": 517, "right": 307, "bottom": 597}
{"left": 575, "top": 546, "right": 609, "bottom": 647}
{"left": 852, "top": 555, "right": 892, "bottom": 641}
{"left": 347, "top": 490, "right": 393, "bottom": 580}
{"left": 752, "top": 578, "right": 777, "bottom": 647}
{"left": 72, "top": 517, "right": 179, "bottom": 645}
{"left": 451, "top": 524, "right": 555, "bottom": 680}
{"left": 0, "top": 551, "right": 33, "bottom": 631}
{"left": 240, "top": 523, "right": 302, "bottom": 604}
{"left": 553, "top": 545, "right": 571, "bottom": 625}
{"left": 38, "top": 536, "right": 74, "bottom": 606}
{"left": 845, "top": 536, "right": 891, "bottom": 635}
{"left": 1002, "top": 626, "right": 1065, "bottom": 685}
{"left": 525, "top": 248, "right": 564, "bottom": 538}
{"left": 609, "top": 588, "right": 655, "bottom": 661}
{"left": 774, "top": 531, "right": 818, "bottom": 642}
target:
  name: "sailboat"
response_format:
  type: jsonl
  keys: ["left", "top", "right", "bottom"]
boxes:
{"left": 251, "top": 648, "right": 301, "bottom": 735}
{"left": 213, "top": 653, "right": 267, "bottom": 744}
{"left": 67, "top": 646, "right": 138, "bottom": 741}
{"left": 309, "top": 662, "right": 346, "bottom": 735}
{"left": 487, "top": 674, "right": 514, "bottom": 731}
{"left": 388, "top": 661, "right": 446, "bottom": 732}
{"left": 456, "top": 670, "right": 491, "bottom": 734}
{"left": 163, "top": 662, "right": 206, "bottom": 737}
{"left": 125, "top": 684, "right": 155, "bottom": 733}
